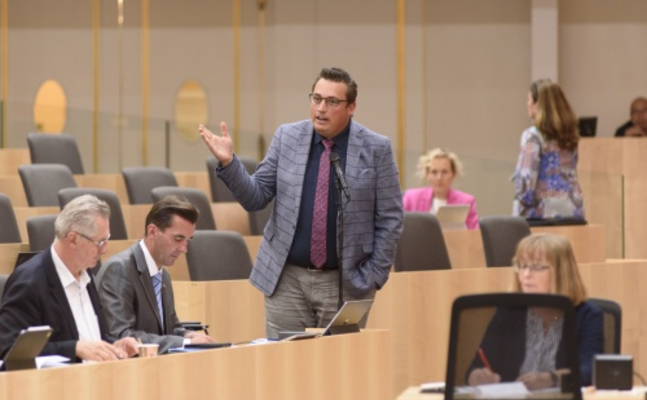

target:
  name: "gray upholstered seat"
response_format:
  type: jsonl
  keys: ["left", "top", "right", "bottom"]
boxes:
{"left": 186, "top": 231, "right": 252, "bottom": 281}
{"left": 151, "top": 187, "right": 216, "bottom": 230}
{"left": 588, "top": 297, "right": 622, "bottom": 354}
{"left": 122, "top": 167, "right": 178, "bottom": 204}
{"left": 27, "top": 132, "right": 85, "bottom": 174}
{"left": 206, "top": 156, "right": 258, "bottom": 202}
{"left": 394, "top": 212, "right": 452, "bottom": 271}
{"left": 18, "top": 164, "right": 77, "bottom": 207}
{"left": 479, "top": 215, "right": 531, "bottom": 267}
{"left": 26, "top": 214, "right": 58, "bottom": 251}
{"left": 0, "top": 193, "right": 22, "bottom": 243}
{"left": 58, "top": 188, "right": 129, "bottom": 240}
{"left": 0, "top": 273, "right": 9, "bottom": 303}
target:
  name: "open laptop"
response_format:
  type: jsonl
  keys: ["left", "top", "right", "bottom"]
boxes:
{"left": 436, "top": 204, "right": 470, "bottom": 231}
{"left": 578, "top": 116, "right": 597, "bottom": 137}
{"left": 322, "top": 299, "right": 374, "bottom": 336}
{"left": 1, "top": 326, "right": 52, "bottom": 371}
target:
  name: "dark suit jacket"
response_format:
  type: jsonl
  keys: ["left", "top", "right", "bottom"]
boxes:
{"left": 96, "top": 242, "right": 185, "bottom": 354}
{"left": 467, "top": 301, "right": 603, "bottom": 386}
{"left": 217, "top": 119, "right": 404, "bottom": 298}
{"left": 0, "top": 249, "right": 113, "bottom": 361}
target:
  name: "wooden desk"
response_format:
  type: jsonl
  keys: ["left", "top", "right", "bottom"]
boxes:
{"left": 174, "top": 260, "right": 646, "bottom": 396}
{"left": 0, "top": 148, "right": 30, "bottom": 175}
{"left": 579, "top": 137, "right": 646, "bottom": 259}
{"left": 443, "top": 224, "right": 605, "bottom": 269}
{"left": 0, "top": 175, "right": 27, "bottom": 207}
{"left": 396, "top": 386, "right": 647, "bottom": 400}
{"left": 0, "top": 330, "right": 392, "bottom": 400}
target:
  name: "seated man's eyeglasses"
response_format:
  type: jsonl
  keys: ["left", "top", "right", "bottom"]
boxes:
{"left": 75, "top": 231, "right": 110, "bottom": 248}
{"left": 515, "top": 264, "right": 550, "bottom": 273}
{"left": 309, "top": 93, "right": 349, "bottom": 108}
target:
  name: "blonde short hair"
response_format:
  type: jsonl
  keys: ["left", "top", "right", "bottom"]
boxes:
{"left": 415, "top": 148, "right": 464, "bottom": 181}
{"left": 512, "top": 233, "right": 587, "bottom": 305}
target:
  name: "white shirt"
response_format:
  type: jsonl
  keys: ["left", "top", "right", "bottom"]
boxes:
{"left": 430, "top": 197, "right": 447, "bottom": 215}
{"left": 50, "top": 245, "right": 102, "bottom": 342}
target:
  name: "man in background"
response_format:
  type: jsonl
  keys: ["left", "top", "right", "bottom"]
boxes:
{"left": 615, "top": 97, "right": 647, "bottom": 137}
{"left": 96, "top": 195, "right": 215, "bottom": 354}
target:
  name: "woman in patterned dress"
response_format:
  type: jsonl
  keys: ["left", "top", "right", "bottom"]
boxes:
{"left": 513, "top": 79, "right": 584, "bottom": 218}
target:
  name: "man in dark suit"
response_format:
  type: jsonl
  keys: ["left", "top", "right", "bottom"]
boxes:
{"left": 199, "top": 67, "right": 404, "bottom": 338}
{"left": 96, "top": 195, "right": 214, "bottom": 354}
{"left": 0, "top": 195, "right": 138, "bottom": 362}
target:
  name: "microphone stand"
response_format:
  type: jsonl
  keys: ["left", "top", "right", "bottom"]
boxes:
{"left": 334, "top": 175, "right": 347, "bottom": 311}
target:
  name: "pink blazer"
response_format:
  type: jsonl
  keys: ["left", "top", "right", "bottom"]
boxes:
{"left": 402, "top": 187, "right": 479, "bottom": 230}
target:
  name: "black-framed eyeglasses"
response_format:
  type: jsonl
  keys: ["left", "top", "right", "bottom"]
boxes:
{"left": 309, "top": 93, "right": 349, "bottom": 108}
{"left": 75, "top": 231, "right": 110, "bottom": 248}
{"left": 515, "top": 264, "right": 551, "bottom": 273}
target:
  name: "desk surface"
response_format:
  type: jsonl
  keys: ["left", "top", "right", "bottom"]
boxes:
{"left": 397, "top": 386, "right": 646, "bottom": 400}
{"left": 0, "top": 330, "right": 391, "bottom": 400}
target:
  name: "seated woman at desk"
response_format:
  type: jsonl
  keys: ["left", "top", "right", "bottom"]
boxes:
{"left": 467, "top": 233, "right": 603, "bottom": 389}
{"left": 403, "top": 148, "right": 479, "bottom": 230}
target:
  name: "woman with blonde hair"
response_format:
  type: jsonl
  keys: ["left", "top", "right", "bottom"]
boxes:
{"left": 467, "top": 233, "right": 603, "bottom": 389}
{"left": 403, "top": 148, "right": 479, "bottom": 229}
{"left": 513, "top": 79, "right": 585, "bottom": 218}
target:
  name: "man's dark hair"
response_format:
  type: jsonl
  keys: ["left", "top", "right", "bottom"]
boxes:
{"left": 311, "top": 67, "right": 358, "bottom": 104}
{"left": 144, "top": 195, "right": 199, "bottom": 235}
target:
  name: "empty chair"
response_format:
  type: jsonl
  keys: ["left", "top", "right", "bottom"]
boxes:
{"left": 27, "top": 132, "right": 85, "bottom": 174}
{"left": 27, "top": 214, "right": 58, "bottom": 251}
{"left": 151, "top": 187, "right": 216, "bottom": 230}
{"left": 122, "top": 167, "right": 178, "bottom": 204}
{"left": 58, "top": 188, "right": 129, "bottom": 240}
{"left": 479, "top": 215, "right": 531, "bottom": 267}
{"left": 18, "top": 164, "right": 77, "bottom": 207}
{"left": 394, "top": 212, "right": 452, "bottom": 271}
{"left": 206, "top": 156, "right": 258, "bottom": 202}
{"left": 588, "top": 297, "right": 622, "bottom": 354}
{"left": 186, "top": 231, "right": 252, "bottom": 281}
{"left": 248, "top": 198, "right": 274, "bottom": 236}
{"left": 0, "top": 193, "right": 22, "bottom": 243}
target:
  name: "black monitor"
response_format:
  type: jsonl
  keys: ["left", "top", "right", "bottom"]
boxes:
{"left": 578, "top": 117, "right": 597, "bottom": 137}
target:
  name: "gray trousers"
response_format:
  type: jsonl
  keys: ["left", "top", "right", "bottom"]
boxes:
{"left": 264, "top": 263, "right": 376, "bottom": 339}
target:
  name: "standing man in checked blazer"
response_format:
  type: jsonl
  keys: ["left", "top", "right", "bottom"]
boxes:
{"left": 200, "top": 67, "right": 403, "bottom": 338}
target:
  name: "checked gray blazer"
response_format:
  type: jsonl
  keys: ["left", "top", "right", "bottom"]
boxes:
{"left": 217, "top": 119, "right": 403, "bottom": 298}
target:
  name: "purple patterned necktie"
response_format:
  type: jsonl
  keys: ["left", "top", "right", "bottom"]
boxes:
{"left": 310, "top": 139, "right": 334, "bottom": 269}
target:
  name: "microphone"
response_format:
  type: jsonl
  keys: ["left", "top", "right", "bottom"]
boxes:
{"left": 330, "top": 152, "right": 350, "bottom": 200}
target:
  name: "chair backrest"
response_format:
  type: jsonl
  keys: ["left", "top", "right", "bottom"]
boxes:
{"left": 27, "top": 132, "right": 85, "bottom": 174}
{"left": 18, "top": 164, "right": 78, "bottom": 207}
{"left": 58, "top": 188, "right": 129, "bottom": 240}
{"left": 0, "top": 193, "right": 22, "bottom": 243}
{"left": 122, "top": 167, "right": 178, "bottom": 204}
{"left": 394, "top": 212, "right": 451, "bottom": 271}
{"left": 445, "top": 293, "right": 582, "bottom": 400}
{"left": 588, "top": 297, "right": 622, "bottom": 354}
{"left": 479, "top": 215, "right": 532, "bottom": 267}
{"left": 0, "top": 273, "right": 9, "bottom": 303}
{"left": 248, "top": 198, "right": 274, "bottom": 236}
{"left": 26, "top": 214, "right": 58, "bottom": 251}
{"left": 150, "top": 187, "right": 216, "bottom": 230}
{"left": 206, "top": 156, "right": 258, "bottom": 202}
{"left": 185, "top": 231, "right": 253, "bottom": 281}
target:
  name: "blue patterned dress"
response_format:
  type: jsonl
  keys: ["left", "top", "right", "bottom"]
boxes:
{"left": 512, "top": 126, "right": 584, "bottom": 218}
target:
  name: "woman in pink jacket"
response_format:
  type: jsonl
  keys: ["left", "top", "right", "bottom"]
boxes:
{"left": 403, "top": 148, "right": 479, "bottom": 230}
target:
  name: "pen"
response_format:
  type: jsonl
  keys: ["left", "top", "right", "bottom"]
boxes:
{"left": 478, "top": 347, "right": 492, "bottom": 372}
